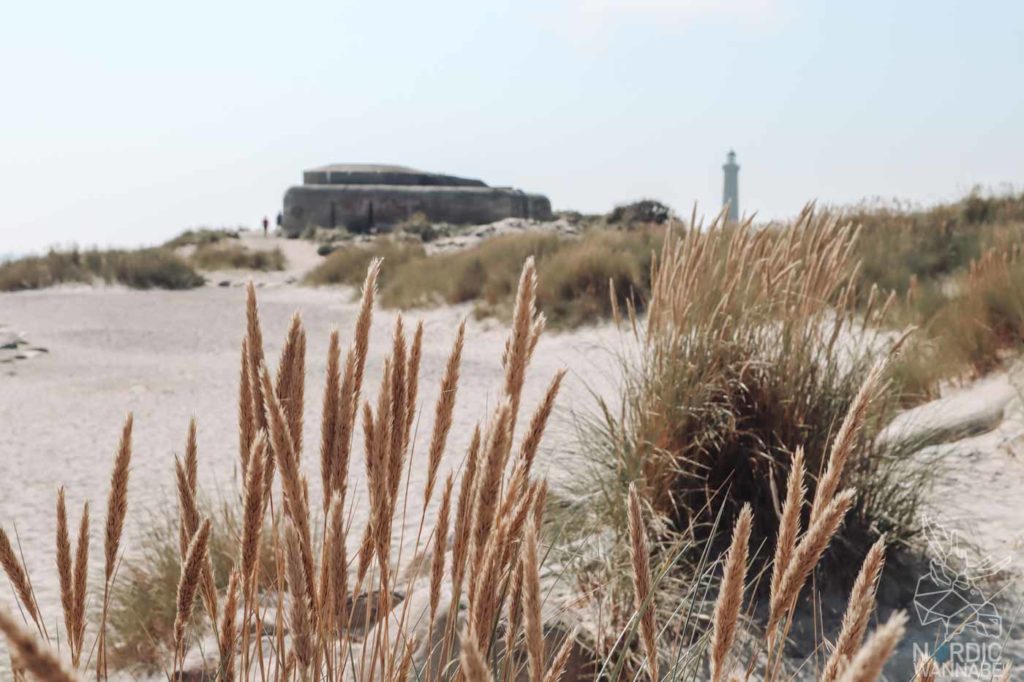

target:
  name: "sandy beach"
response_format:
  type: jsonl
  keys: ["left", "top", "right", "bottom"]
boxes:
{"left": 0, "top": 237, "right": 620, "bottom": 624}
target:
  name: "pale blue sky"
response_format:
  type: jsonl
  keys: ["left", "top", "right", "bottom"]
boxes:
{"left": 1, "top": 0, "right": 1022, "bottom": 254}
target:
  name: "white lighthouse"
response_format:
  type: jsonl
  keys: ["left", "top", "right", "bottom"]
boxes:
{"left": 722, "top": 150, "right": 740, "bottom": 222}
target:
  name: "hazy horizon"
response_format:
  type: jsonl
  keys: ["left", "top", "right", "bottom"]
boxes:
{"left": 2, "top": 0, "right": 1022, "bottom": 254}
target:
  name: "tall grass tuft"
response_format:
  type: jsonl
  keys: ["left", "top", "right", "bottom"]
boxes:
{"left": 189, "top": 243, "right": 287, "bottom": 271}
{"left": 579, "top": 207, "right": 927, "bottom": 583}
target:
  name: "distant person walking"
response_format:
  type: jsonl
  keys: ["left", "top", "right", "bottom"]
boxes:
{"left": 262, "top": 216, "right": 269, "bottom": 238}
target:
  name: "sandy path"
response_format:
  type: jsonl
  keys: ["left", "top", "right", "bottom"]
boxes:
{"left": 176, "top": 230, "right": 324, "bottom": 284}
{"left": 238, "top": 230, "right": 324, "bottom": 280}
{"left": 0, "top": 276, "right": 620, "bottom": 632}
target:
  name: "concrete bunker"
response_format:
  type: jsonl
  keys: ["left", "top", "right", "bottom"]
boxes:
{"left": 282, "top": 164, "right": 552, "bottom": 236}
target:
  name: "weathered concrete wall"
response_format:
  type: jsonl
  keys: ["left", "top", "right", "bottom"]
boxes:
{"left": 303, "top": 168, "right": 486, "bottom": 188}
{"left": 283, "top": 185, "right": 552, "bottom": 236}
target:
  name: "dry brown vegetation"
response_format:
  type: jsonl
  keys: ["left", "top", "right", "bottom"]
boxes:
{"left": 846, "top": 192, "right": 1024, "bottom": 397}
{"left": 189, "top": 243, "right": 287, "bottom": 271}
{"left": 164, "top": 228, "right": 243, "bottom": 249}
{"left": 0, "top": 256, "right": 921, "bottom": 680}
{"left": 0, "top": 247, "right": 204, "bottom": 291}
{"left": 886, "top": 246, "right": 1024, "bottom": 397}
{"left": 0, "top": 228, "right": 285, "bottom": 292}
{"left": 305, "top": 229, "right": 661, "bottom": 327}
{"left": 576, "top": 209, "right": 923, "bottom": 589}
{"left": 847, "top": 191, "right": 1024, "bottom": 297}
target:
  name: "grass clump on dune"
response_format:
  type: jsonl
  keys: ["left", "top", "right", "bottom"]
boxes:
{"left": 189, "top": 243, "right": 286, "bottom": 271}
{"left": 0, "top": 258, "right": 912, "bottom": 681}
{"left": 305, "top": 228, "right": 661, "bottom": 327}
{"left": 532, "top": 230, "right": 659, "bottom": 326}
{"left": 383, "top": 232, "right": 565, "bottom": 309}
{"left": 936, "top": 248, "right": 1024, "bottom": 374}
{"left": 894, "top": 246, "right": 1024, "bottom": 388}
{"left": 106, "top": 494, "right": 274, "bottom": 669}
{"left": 807, "top": 190, "right": 1024, "bottom": 399}
{"left": 164, "top": 227, "right": 241, "bottom": 249}
{"left": 607, "top": 198, "right": 673, "bottom": 227}
{"left": 853, "top": 192, "right": 1024, "bottom": 393}
{"left": 847, "top": 191, "right": 1024, "bottom": 297}
{"left": 0, "top": 247, "right": 204, "bottom": 291}
{"left": 577, "top": 209, "right": 928, "bottom": 586}
{"left": 304, "top": 237, "right": 427, "bottom": 289}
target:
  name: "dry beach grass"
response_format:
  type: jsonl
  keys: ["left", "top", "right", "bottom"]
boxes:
{"left": 189, "top": 244, "right": 287, "bottom": 272}
{"left": 304, "top": 228, "right": 660, "bottom": 328}
{"left": 0, "top": 247, "right": 204, "bottom": 291}
{"left": 573, "top": 207, "right": 925, "bottom": 605}
{"left": 0, "top": 241, "right": 927, "bottom": 681}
